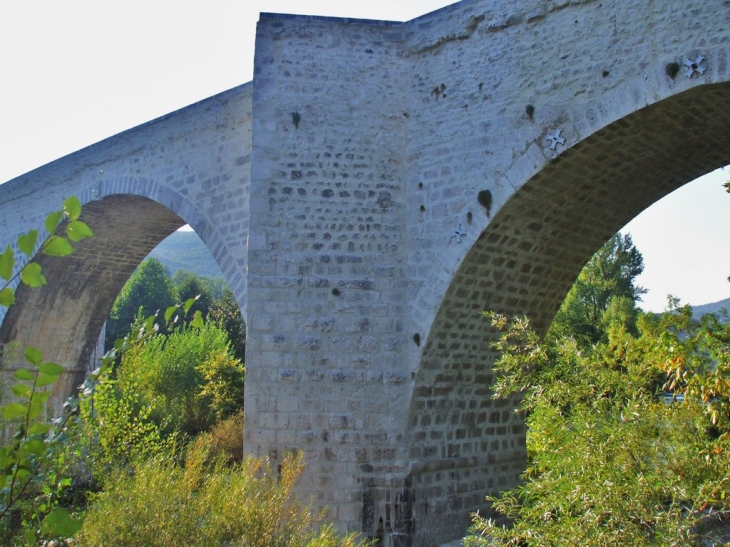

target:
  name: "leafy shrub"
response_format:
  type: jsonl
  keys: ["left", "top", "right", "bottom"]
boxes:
{"left": 75, "top": 445, "right": 368, "bottom": 547}
{"left": 79, "top": 361, "right": 174, "bottom": 475}
{"left": 204, "top": 411, "right": 244, "bottom": 463}
{"left": 466, "top": 310, "right": 730, "bottom": 547}
{"left": 117, "top": 323, "right": 240, "bottom": 437}
{"left": 208, "top": 289, "right": 246, "bottom": 362}
{"left": 197, "top": 349, "right": 245, "bottom": 422}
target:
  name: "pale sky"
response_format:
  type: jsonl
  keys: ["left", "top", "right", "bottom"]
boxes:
{"left": 1, "top": 0, "right": 728, "bottom": 311}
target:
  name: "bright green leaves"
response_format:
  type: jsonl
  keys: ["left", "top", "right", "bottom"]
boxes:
{"left": 2, "top": 403, "right": 28, "bottom": 420}
{"left": 41, "top": 199, "right": 92, "bottom": 255}
{"left": 25, "top": 346, "right": 42, "bottom": 367}
{"left": 41, "top": 507, "right": 83, "bottom": 538}
{"left": 2, "top": 347, "right": 65, "bottom": 422}
{"left": 21, "top": 263, "right": 46, "bottom": 287}
{"left": 191, "top": 310, "right": 204, "bottom": 328}
{"left": 66, "top": 220, "right": 92, "bottom": 242}
{"left": 14, "top": 368, "right": 35, "bottom": 381}
{"left": 39, "top": 362, "right": 64, "bottom": 375}
{"left": 0, "top": 287, "right": 15, "bottom": 307}
{"left": 43, "top": 236, "right": 74, "bottom": 257}
{"left": 17, "top": 230, "right": 38, "bottom": 256}
{"left": 45, "top": 210, "right": 65, "bottom": 235}
{"left": 0, "top": 196, "right": 92, "bottom": 541}
{"left": 11, "top": 384, "right": 32, "bottom": 398}
{"left": 165, "top": 305, "right": 179, "bottom": 323}
{"left": 62, "top": 195, "right": 82, "bottom": 221}
{"left": 0, "top": 245, "right": 13, "bottom": 281}
{"left": 184, "top": 296, "right": 198, "bottom": 314}
{"left": 0, "top": 196, "right": 92, "bottom": 305}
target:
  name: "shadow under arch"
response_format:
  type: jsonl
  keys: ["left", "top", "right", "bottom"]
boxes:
{"left": 405, "top": 82, "right": 730, "bottom": 540}
{"left": 0, "top": 193, "right": 209, "bottom": 412}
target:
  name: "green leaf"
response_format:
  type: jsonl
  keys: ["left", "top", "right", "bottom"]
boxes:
{"left": 24, "top": 528, "right": 36, "bottom": 545}
{"left": 144, "top": 315, "right": 156, "bottom": 332}
{"left": 0, "top": 461, "right": 12, "bottom": 477}
{"left": 184, "top": 297, "right": 198, "bottom": 314}
{"left": 65, "top": 220, "right": 93, "bottom": 242}
{"left": 17, "top": 230, "right": 39, "bottom": 256}
{"left": 191, "top": 310, "right": 204, "bottom": 328}
{"left": 35, "top": 373, "right": 58, "bottom": 388}
{"left": 21, "top": 263, "right": 46, "bottom": 288}
{"left": 0, "top": 287, "right": 15, "bottom": 307}
{"left": 11, "top": 384, "right": 31, "bottom": 398}
{"left": 15, "top": 467, "right": 33, "bottom": 480}
{"left": 32, "top": 391, "right": 50, "bottom": 405}
{"left": 45, "top": 210, "right": 64, "bottom": 235}
{"left": 2, "top": 402, "right": 28, "bottom": 420}
{"left": 24, "top": 346, "right": 42, "bottom": 367}
{"left": 63, "top": 196, "right": 82, "bottom": 221}
{"left": 41, "top": 507, "right": 83, "bottom": 538}
{"left": 164, "top": 305, "right": 178, "bottom": 323}
{"left": 28, "top": 399, "right": 44, "bottom": 420}
{"left": 14, "top": 368, "right": 34, "bottom": 381}
{"left": 20, "top": 439, "right": 46, "bottom": 458}
{"left": 39, "top": 362, "right": 65, "bottom": 376}
{"left": 43, "top": 236, "right": 74, "bottom": 257}
{"left": 0, "top": 245, "right": 13, "bottom": 281}
{"left": 28, "top": 423, "right": 50, "bottom": 436}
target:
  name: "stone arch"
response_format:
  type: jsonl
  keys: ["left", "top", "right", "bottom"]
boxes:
{"left": 0, "top": 184, "right": 243, "bottom": 413}
{"left": 405, "top": 81, "right": 730, "bottom": 543}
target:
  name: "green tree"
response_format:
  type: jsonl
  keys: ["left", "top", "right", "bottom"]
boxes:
{"left": 208, "top": 289, "right": 246, "bottom": 362}
{"left": 172, "top": 270, "right": 214, "bottom": 322}
{"left": 105, "top": 258, "right": 177, "bottom": 347}
{"left": 548, "top": 232, "right": 646, "bottom": 345}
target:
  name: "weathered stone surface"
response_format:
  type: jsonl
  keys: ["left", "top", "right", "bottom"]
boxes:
{"left": 2, "top": 1, "right": 730, "bottom": 545}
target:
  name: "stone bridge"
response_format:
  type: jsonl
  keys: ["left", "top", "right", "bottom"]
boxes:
{"left": 1, "top": 0, "right": 729, "bottom": 544}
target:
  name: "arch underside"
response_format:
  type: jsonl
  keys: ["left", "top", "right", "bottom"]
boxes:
{"left": 0, "top": 195, "right": 184, "bottom": 411}
{"left": 406, "top": 83, "right": 730, "bottom": 543}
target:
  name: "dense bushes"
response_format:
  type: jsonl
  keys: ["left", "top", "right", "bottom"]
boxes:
{"left": 76, "top": 447, "right": 366, "bottom": 547}
{"left": 466, "top": 308, "right": 730, "bottom": 546}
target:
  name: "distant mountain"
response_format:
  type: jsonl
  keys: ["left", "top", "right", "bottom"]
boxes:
{"left": 147, "top": 230, "right": 224, "bottom": 279}
{"left": 692, "top": 297, "right": 730, "bottom": 319}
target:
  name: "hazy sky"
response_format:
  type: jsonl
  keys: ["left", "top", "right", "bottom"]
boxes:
{"left": 1, "top": 0, "right": 728, "bottom": 311}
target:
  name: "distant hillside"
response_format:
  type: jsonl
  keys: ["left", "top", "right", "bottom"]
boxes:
{"left": 692, "top": 297, "right": 730, "bottom": 318}
{"left": 147, "top": 230, "right": 224, "bottom": 279}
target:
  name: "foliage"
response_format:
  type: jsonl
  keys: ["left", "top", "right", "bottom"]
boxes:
{"left": 208, "top": 289, "right": 246, "bottom": 362}
{"left": 75, "top": 445, "right": 368, "bottom": 547}
{"left": 548, "top": 233, "right": 646, "bottom": 345}
{"left": 172, "top": 270, "right": 214, "bottom": 322}
{"left": 105, "top": 257, "right": 177, "bottom": 347}
{"left": 467, "top": 309, "right": 730, "bottom": 547}
{"left": 106, "top": 323, "right": 240, "bottom": 438}
{"left": 197, "top": 349, "right": 245, "bottom": 423}
{"left": 0, "top": 197, "right": 92, "bottom": 543}
{"left": 78, "top": 358, "right": 174, "bottom": 476}
{"left": 204, "top": 411, "right": 244, "bottom": 463}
